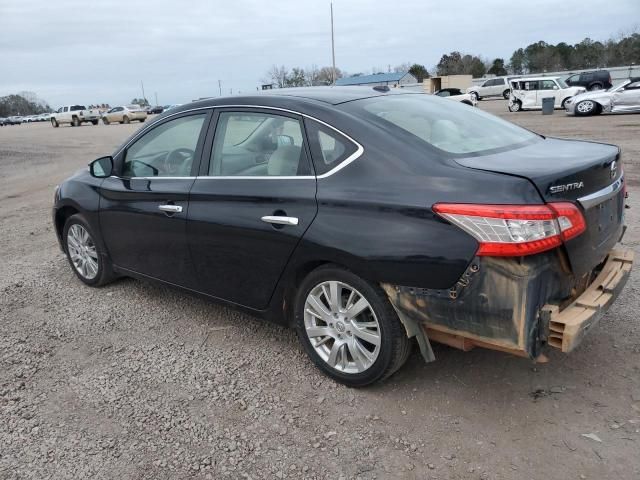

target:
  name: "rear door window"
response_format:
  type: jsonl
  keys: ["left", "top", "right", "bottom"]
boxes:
{"left": 304, "top": 119, "right": 359, "bottom": 176}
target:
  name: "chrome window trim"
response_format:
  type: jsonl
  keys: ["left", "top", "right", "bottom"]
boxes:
{"left": 112, "top": 104, "right": 364, "bottom": 180}
{"left": 577, "top": 175, "right": 624, "bottom": 209}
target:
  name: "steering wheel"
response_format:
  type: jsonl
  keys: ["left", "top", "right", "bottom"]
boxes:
{"left": 164, "top": 148, "right": 195, "bottom": 176}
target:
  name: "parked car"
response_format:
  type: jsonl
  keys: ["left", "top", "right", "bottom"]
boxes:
{"left": 466, "top": 77, "right": 513, "bottom": 101}
{"left": 146, "top": 105, "right": 164, "bottom": 114}
{"left": 0, "top": 117, "right": 6, "bottom": 126}
{"left": 434, "top": 88, "right": 477, "bottom": 106}
{"left": 565, "top": 70, "right": 612, "bottom": 91}
{"left": 6, "top": 116, "right": 23, "bottom": 125}
{"left": 102, "top": 105, "right": 148, "bottom": 125}
{"left": 163, "top": 104, "right": 182, "bottom": 112}
{"left": 52, "top": 105, "right": 101, "bottom": 127}
{"left": 508, "top": 77, "right": 585, "bottom": 112}
{"left": 565, "top": 77, "right": 640, "bottom": 116}
{"left": 53, "top": 87, "right": 632, "bottom": 386}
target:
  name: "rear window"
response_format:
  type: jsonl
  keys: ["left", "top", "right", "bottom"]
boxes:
{"left": 70, "top": 105, "right": 86, "bottom": 111}
{"left": 342, "top": 94, "right": 537, "bottom": 155}
{"left": 304, "top": 119, "right": 359, "bottom": 175}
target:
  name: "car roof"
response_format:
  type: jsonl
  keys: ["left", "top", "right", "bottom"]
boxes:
{"left": 175, "top": 86, "right": 420, "bottom": 114}
{"left": 513, "top": 76, "right": 560, "bottom": 81}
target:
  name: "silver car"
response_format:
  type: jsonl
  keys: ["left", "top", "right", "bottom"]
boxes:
{"left": 565, "top": 77, "right": 640, "bottom": 116}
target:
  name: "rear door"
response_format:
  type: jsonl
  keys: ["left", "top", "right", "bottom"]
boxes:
{"left": 187, "top": 108, "right": 318, "bottom": 309}
{"left": 99, "top": 110, "right": 211, "bottom": 287}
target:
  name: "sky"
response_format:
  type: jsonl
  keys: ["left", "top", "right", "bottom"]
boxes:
{"left": 1, "top": 0, "right": 638, "bottom": 108}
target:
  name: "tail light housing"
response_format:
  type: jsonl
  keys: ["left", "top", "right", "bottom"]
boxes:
{"left": 433, "top": 202, "right": 586, "bottom": 257}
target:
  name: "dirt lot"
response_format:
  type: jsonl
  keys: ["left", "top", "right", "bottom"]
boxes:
{"left": 1, "top": 103, "right": 639, "bottom": 480}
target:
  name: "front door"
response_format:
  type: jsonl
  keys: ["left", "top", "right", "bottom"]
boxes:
{"left": 537, "top": 79, "right": 559, "bottom": 107}
{"left": 612, "top": 80, "right": 640, "bottom": 112}
{"left": 99, "top": 111, "right": 211, "bottom": 287}
{"left": 188, "top": 108, "right": 318, "bottom": 310}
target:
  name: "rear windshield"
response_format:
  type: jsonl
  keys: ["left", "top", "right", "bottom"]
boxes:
{"left": 342, "top": 94, "right": 538, "bottom": 155}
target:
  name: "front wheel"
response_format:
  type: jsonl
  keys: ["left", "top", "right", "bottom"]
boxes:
{"left": 51, "top": 118, "right": 59, "bottom": 128}
{"left": 102, "top": 117, "right": 110, "bottom": 125}
{"left": 63, "top": 214, "right": 115, "bottom": 287}
{"left": 91, "top": 120, "right": 98, "bottom": 125}
{"left": 575, "top": 100, "right": 597, "bottom": 116}
{"left": 589, "top": 83, "right": 603, "bottom": 91}
{"left": 294, "top": 265, "right": 412, "bottom": 387}
{"left": 72, "top": 116, "right": 80, "bottom": 127}
{"left": 123, "top": 115, "right": 130, "bottom": 124}
{"left": 508, "top": 100, "right": 522, "bottom": 112}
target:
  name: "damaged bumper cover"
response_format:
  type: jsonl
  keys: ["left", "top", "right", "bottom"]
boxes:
{"left": 382, "top": 247, "right": 634, "bottom": 362}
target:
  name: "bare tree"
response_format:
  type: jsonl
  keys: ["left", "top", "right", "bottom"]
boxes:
{"left": 263, "top": 65, "right": 289, "bottom": 88}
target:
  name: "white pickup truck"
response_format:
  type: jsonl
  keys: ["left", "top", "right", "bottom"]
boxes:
{"left": 51, "top": 105, "right": 101, "bottom": 127}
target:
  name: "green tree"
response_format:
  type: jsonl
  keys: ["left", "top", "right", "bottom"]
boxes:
{"left": 408, "top": 63, "right": 429, "bottom": 82}
{"left": 487, "top": 58, "right": 508, "bottom": 76}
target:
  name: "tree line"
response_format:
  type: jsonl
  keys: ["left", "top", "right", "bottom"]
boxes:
{"left": 266, "top": 32, "right": 640, "bottom": 85}
{"left": 0, "top": 92, "right": 51, "bottom": 117}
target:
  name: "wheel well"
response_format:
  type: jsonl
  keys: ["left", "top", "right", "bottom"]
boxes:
{"left": 55, "top": 206, "right": 79, "bottom": 248}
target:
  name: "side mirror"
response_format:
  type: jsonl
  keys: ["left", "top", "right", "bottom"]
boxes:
{"left": 89, "top": 156, "right": 113, "bottom": 178}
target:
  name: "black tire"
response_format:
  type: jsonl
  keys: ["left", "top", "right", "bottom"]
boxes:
{"left": 91, "top": 120, "right": 98, "bottom": 125}
{"left": 561, "top": 97, "right": 570, "bottom": 109}
{"left": 589, "top": 83, "right": 603, "bottom": 91}
{"left": 123, "top": 115, "right": 130, "bottom": 124}
{"left": 103, "top": 118, "right": 110, "bottom": 125}
{"left": 62, "top": 214, "right": 115, "bottom": 287}
{"left": 294, "top": 265, "right": 411, "bottom": 387}
{"left": 51, "top": 118, "right": 59, "bottom": 128}
{"left": 140, "top": 118, "right": 146, "bottom": 122}
{"left": 575, "top": 99, "right": 597, "bottom": 116}
{"left": 72, "top": 116, "right": 80, "bottom": 127}
{"left": 508, "top": 100, "right": 522, "bottom": 112}
{"left": 502, "top": 89, "right": 510, "bottom": 99}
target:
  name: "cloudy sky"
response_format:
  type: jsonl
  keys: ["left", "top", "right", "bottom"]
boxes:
{"left": 1, "top": 0, "right": 638, "bottom": 107}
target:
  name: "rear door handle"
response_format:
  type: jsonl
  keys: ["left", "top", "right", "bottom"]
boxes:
{"left": 261, "top": 215, "right": 299, "bottom": 226}
{"left": 158, "top": 204, "right": 183, "bottom": 213}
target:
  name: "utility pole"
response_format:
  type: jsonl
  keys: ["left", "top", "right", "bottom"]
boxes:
{"left": 218, "top": 80, "right": 222, "bottom": 96}
{"left": 330, "top": 1, "right": 336, "bottom": 85}
{"left": 141, "top": 81, "right": 147, "bottom": 103}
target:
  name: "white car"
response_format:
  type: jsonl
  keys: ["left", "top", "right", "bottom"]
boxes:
{"left": 102, "top": 105, "right": 148, "bottom": 125}
{"left": 565, "top": 77, "right": 640, "bottom": 116}
{"left": 52, "top": 105, "right": 102, "bottom": 127}
{"left": 434, "top": 88, "right": 477, "bottom": 106}
{"left": 466, "top": 77, "right": 513, "bottom": 101}
{"left": 508, "top": 77, "right": 585, "bottom": 112}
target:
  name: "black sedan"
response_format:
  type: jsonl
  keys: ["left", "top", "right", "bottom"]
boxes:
{"left": 53, "top": 87, "right": 633, "bottom": 386}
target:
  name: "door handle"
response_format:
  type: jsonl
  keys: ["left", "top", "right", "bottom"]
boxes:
{"left": 261, "top": 215, "right": 299, "bottom": 226}
{"left": 158, "top": 204, "right": 183, "bottom": 214}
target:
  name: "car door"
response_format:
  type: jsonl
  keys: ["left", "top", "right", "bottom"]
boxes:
{"left": 187, "top": 108, "right": 318, "bottom": 310}
{"left": 611, "top": 81, "right": 640, "bottom": 112}
{"left": 98, "top": 110, "right": 211, "bottom": 287}
{"left": 537, "top": 79, "right": 559, "bottom": 106}
{"left": 520, "top": 81, "right": 538, "bottom": 108}
{"left": 478, "top": 79, "right": 492, "bottom": 96}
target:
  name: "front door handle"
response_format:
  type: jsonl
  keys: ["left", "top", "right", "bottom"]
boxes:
{"left": 158, "top": 204, "right": 183, "bottom": 214}
{"left": 261, "top": 215, "right": 299, "bottom": 226}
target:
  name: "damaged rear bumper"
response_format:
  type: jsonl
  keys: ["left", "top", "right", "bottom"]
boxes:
{"left": 541, "top": 248, "right": 633, "bottom": 353}
{"left": 382, "top": 246, "right": 634, "bottom": 362}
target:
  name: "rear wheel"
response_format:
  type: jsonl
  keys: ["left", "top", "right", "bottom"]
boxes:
{"left": 51, "top": 118, "right": 59, "bottom": 128}
{"left": 140, "top": 118, "right": 146, "bottom": 122}
{"left": 589, "top": 83, "right": 603, "bottom": 91}
{"left": 575, "top": 100, "right": 597, "bottom": 116}
{"left": 295, "top": 265, "right": 411, "bottom": 387}
{"left": 102, "top": 117, "right": 110, "bottom": 125}
{"left": 502, "top": 89, "right": 510, "bottom": 99}
{"left": 91, "top": 120, "right": 98, "bottom": 125}
{"left": 63, "top": 214, "right": 115, "bottom": 287}
{"left": 123, "top": 115, "right": 130, "bottom": 124}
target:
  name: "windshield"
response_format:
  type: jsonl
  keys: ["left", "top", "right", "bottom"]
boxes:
{"left": 608, "top": 80, "right": 628, "bottom": 92}
{"left": 556, "top": 78, "right": 568, "bottom": 88}
{"left": 343, "top": 94, "right": 538, "bottom": 155}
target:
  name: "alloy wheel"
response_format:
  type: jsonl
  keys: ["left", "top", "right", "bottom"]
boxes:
{"left": 67, "top": 224, "right": 99, "bottom": 280}
{"left": 304, "top": 281, "right": 381, "bottom": 374}
{"left": 577, "top": 100, "right": 595, "bottom": 114}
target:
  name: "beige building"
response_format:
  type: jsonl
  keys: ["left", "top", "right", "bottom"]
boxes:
{"left": 423, "top": 75, "right": 473, "bottom": 93}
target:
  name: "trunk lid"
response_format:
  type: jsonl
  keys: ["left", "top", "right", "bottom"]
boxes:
{"left": 455, "top": 137, "right": 624, "bottom": 276}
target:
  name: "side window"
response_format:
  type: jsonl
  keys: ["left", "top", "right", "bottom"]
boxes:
{"left": 122, "top": 114, "right": 206, "bottom": 177}
{"left": 540, "top": 80, "right": 557, "bottom": 90}
{"left": 482, "top": 80, "right": 491, "bottom": 87}
{"left": 209, "top": 112, "right": 311, "bottom": 177}
{"left": 437, "top": 91, "right": 451, "bottom": 97}
{"left": 63, "top": 107, "right": 68, "bottom": 112}
{"left": 304, "top": 119, "right": 359, "bottom": 176}
{"left": 625, "top": 81, "right": 640, "bottom": 90}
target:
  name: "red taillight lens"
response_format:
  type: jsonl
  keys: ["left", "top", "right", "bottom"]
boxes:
{"left": 433, "top": 202, "right": 586, "bottom": 257}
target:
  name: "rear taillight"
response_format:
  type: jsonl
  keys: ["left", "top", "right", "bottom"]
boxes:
{"left": 433, "top": 202, "right": 586, "bottom": 257}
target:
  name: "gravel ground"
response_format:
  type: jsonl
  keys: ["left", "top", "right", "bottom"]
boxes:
{"left": 1, "top": 104, "right": 640, "bottom": 480}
